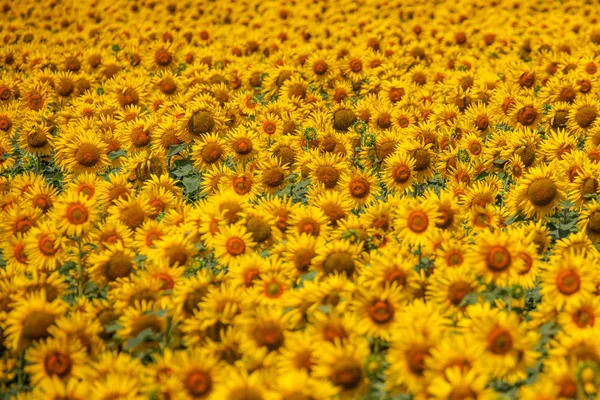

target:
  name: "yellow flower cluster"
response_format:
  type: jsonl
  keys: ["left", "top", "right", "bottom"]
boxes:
{"left": 1, "top": 0, "right": 600, "bottom": 398}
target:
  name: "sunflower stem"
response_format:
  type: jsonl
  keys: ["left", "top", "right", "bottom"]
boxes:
{"left": 76, "top": 236, "right": 84, "bottom": 297}
{"left": 163, "top": 316, "right": 172, "bottom": 352}
{"left": 16, "top": 352, "right": 24, "bottom": 391}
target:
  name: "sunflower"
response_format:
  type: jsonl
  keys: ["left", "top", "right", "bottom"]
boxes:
{"left": 211, "top": 368, "right": 275, "bottom": 400}
{"left": 287, "top": 204, "right": 331, "bottom": 239}
{"left": 148, "top": 230, "right": 196, "bottom": 268}
{"left": 508, "top": 163, "right": 567, "bottom": 219}
{"left": 86, "top": 242, "right": 136, "bottom": 285}
{"left": 351, "top": 284, "right": 403, "bottom": 340}
{"left": 393, "top": 197, "right": 441, "bottom": 248}
{"left": 558, "top": 295, "right": 600, "bottom": 333}
{"left": 19, "top": 119, "right": 54, "bottom": 156}
{"left": 117, "top": 301, "right": 166, "bottom": 351}
{"left": 5, "top": 291, "right": 67, "bottom": 351}
{"left": 308, "top": 151, "right": 348, "bottom": 192}
{"left": 312, "top": 240, "right": 363, "bottom": 278}
{"left": 107, "top": 195, "right": 152, "bottom": 230}
{"left": 311, "top": 190, "right": 354, "bottom": 227}
{"left": 1, "top": 204, "right": 42, "bottom": 238}
{"left": 23, "top": 221, "right": 66, "bottom": 272}
{"left": 540, "top": 252, "right": 595, "bottom": 310}
{"left": 191, "top": 132, "right": 226, "bottom": 170}
{"left": 568, "top": 161, "right": 600, "bottom": 206}
{"left": 48, "top": 310, "right": 105, "bottom": 358}
{"left": 56, "top": 130, "right": 110, "bottom": 175}
{"left": 213, "top": 223, "right": 256, "bottom": 267}
{"left": 0, "top": 103, "right": 19, "bottom": 138}
{"left": 428, "top": 367, "right": 497, "bottom": 400}
{"left": 180, "top": 95, "right": 225, "bottom": 141}
{"left": 312, "top": 339, "right": 371, "bottom": 400}
{"left": 427, "top": 266, "right": 481, "bottom": 319}
{"left": 225, "top": 126, "right": 263, "bottom": 164}
{"left": 25, "top": 336, "right": 89, "bottom": 385}
{"left": 238, "top": 304, "right": 295, "bottom": 355}
{"left": 53, "top": 192, "right": 97, "bottom": 237}
{"left": 460, "top": 303, "right": 539, "bottom": 381}
{"left": 568, "top": 96, "right": 599, "bottom": 134}
{"left": 382, "top": 151, "right": 416, "bottom": 194}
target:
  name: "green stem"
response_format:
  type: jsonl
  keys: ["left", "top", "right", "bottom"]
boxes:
{"left": 76, "top": 236, "right": 84, "bottom": 297}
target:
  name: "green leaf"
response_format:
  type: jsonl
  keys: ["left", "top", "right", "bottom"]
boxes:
{"left": 124, "top": 327, "right": 156, "bottom": 351}
{"left": 167, "top": 143, "right": 187, "bottom": 157}
{"left": 108, "top": 149, "right": 127, "bottom": 161}
{"left": 182, "top": 175, "right": 200, "bottom": 194}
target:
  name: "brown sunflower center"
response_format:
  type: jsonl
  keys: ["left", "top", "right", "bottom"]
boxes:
{"left": 164, "top": 243, "right": 188, "bottom": 267}
{"left": 475, "top": 116, "right": 489, "bottom": 131}
{"left": 573, "top": 306, "right": 595, "bottom": 328}
{"left": 44, "top": 352, "right": 72, "bottom": 377}
{"left": 105, "top": 252, "right": 133, "bottom": 281}
{"left": 349, "top": 178, "right": 369, "bottom": 198}
{"left": 38, "top": 234, "right": 57, "bottom": 256}
{"left": 232, "top": 176, "right": 252, "bottom": 195}
{"left": 262, "top": 168, "right": 284, "bottom": 188}
{"left": 486, "top": 246, "right": 511, "bottom": 272}
{"left": 393, "top": 164, "right": 411, "bottom": 183}
{"left": 75, "top": 143, "right": 101, "bottom": 167}
{"left": 0, "top": 116, "right": 11, "bottom": 131}
{"left": 333, "top": 109, "right": 356, "bottom": 132}
{"left": 407, "top": 210, "right": 429, "bottom": 233}
{"left": 233, "top": 138, "right": 252, "bottom": 155}
{"left": 332, "top": 361, "right": 363, "bottom": 389}
{"left": 66, "top": 204, "right": 88, "bottom": 225}
{"left": 588, "top": 211, "right": 600, "bottom": 234}
{"left": 323, "top": 251, "right": 356, "bottom": 276}
{"left": 315, "top": 166, "right": 340, "bottom": 189}
{"left": 448, "top": 281, "right": 471, "bottom": 306}
{"left": 160, "top": 78, "right": 176, "bottom": 95}
{"left": 188, "top": 110, "right": 215, "bottom": 136}
{"left": 575, "top": 105, "right": 597, "bottom": 129}
{"left": 185, "top": 370, "right": 212, "bottom": 397}
{"left": 527, "top": 178, "right": 557, "bottom": 207}
{"left": 265, "top": 281, "right": 283, "bottom": 298}
{"left": 26, "top": 128, "right": 48, "bottom": 148}
{"left": 517, "top": 105, "right": 537, "bottom": 126}
{"left": 389, "top": 88, "right": 404, "bottom": 103}
{"left": 22, "top": 311, "right": 55, "bottom": 342}
{"left": 487, "top": 327, "right": 512, "bottom": 354}
{"left": 368, "top": 299, "right": 394, "bottom": 324}
{"left": 349, "top": 59, "right": 363, "bottom": 73}
{"left": 263, "top": 121, "right": 277, "bottom": 135}
{"left": 313, "top": 60, "right": 328, "bottom": 75}
{"left": 558, "top": 87, "right": 576, "bottom": 103}
{"left": 407, "top": 349, "right": 428, "bottom": 376}
{"left": 411, "top": 149, "right": 430, "bottom": 171}
{"left": 254, "top": 323, "right": 284, "bottom": 351}
{"left": 155, "top": 49, "right": 172, "bottom": 66}
{"left": 226, "top": 237, "right": 246, "bottom": 256}
{"left": 247, "top": 216, "right": 271, "bottom": 243}
{"left": 556, "top": 269, "right": 581, "bottom": 295}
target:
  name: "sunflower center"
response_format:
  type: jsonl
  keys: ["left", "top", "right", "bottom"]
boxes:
{"left": 407, "top": 349, "right": 427, "bottom": 376}
{"left": 26, "top": 128, "right": 48, "bottom": 148}
{"left": 411, "top": 149, "right": 430, "bottom": 171}
{"left": 246, "top": 216, "right": 271, "bottom": 244}
{"left": 155, "top": 49, "right": 172, "bottom": 66}
{"left": 265, "top": 281, "right": 283, "bottom": 298}
{"left": 349, "top": 178, "right": 369, "bottom": 198}
{"left": 38, "top": 234, "right": 57, "bottom": 256}
{"left": 558, "top": 378, "right": 578, "bottom": 399}
{"left": 475, "top": 116, "right": 489, "bottom": 131}
{"left": 332, "top": 361, "right": 363, "bottom": 389}
{"left": 315, "top": 166, "right": 340, "bottom": 189}
{"left": 573, "top": 306, "right": 595, "bottom": 328}
{"left": 14, "top": 243, "right": 28, "bottom": 263}
{"left": 313, "top": 60, "right": 328, "bottom": 75}
{"left": 323, "top": 251, "right": 355, "bottom": 276}
{"left": 333, "top": 109, "right": 356, "bottom": 132}
{"left": 389, "top": 88, "right": 404, "bottom": 103}
{"left": 120, "top": 205, "right": 146, "bottom": 229}
{"left": 255, "top": 323, "right": 284, "bottom": 351}
{"left": 185, "top": 370, "right": 212, "bottom": 397}
{"left": 437, "top": 209, "right": 454, "bottom": 229}
{"left": 262, "top": 168, "right": 284, "bottom": 188}
{"left": 486, "top": 246, "right": 511, "bottom": 272}
{"left": 14, "top": 217, "right": 33, "bottom": 235}
{"left": 517, "top": 253, "right": 533, "bottom": 275}
{"left": 131, "top": 314, "right": 163, "bottom": 337}
{"left": 556, "top": 269, "right": 581, "bottom": 295}
{"left": 368, "top": 299, "right": 394, "bottom": 324}
{"left": 527, "top": 178, "right": 557, "bottom": 206}
{"left": 28, "top": 93, "right": 44, "bottom": 110}
{"left": 66, "top": 204, "right": 88, "bottom": 225}
{"left": 377, "top": 114, "right": 391, "bottom": 129}
{"left": 160, "top": 78, "right": 176, "bottom": 95}
{"left": 105, "top": 252, "right": 133, "bottom": 281}
{"left": 188, "top": 110, "right": 215, "bottom": 136}
{"left": 448, "top": 281, "right": 471, "bottom": 306}
{"left": 226, "top": 237, "right": 246, "bottom": 256}
{"left": 75, "top": 143, "right": 101, "bottom": 167}
{"left": 131, "top": 127, "right": 151, "bottom": 148}
{"left": 232, "top": 176, "right": 252, "bottom": 195}
{"left": 588, "top": 211, "right": 600, "bottom": 234}
{"left": 559, "top": 87, "right": 576, "bottom": 103}
{"left": 576, "top": 106, "right": 597, "bottom": 128}
{"left": 386, "top": 269, "right": 406, "bottom": 286}
{"left": 44, "top": 352, "right": 72, "bottom": 377}
{"left": 200, "top": 142, "right": 222, "bottom": 164}
{"left": 517, "top": 105, "right": 537, "bottom": 126}
{"left": 582, "top": 178, "right": 598, "bottom": 197}
{"left": 233, "top": 138, "right": 252, "bottom": 155}
{"left": 164, "top": 243, "right": 188, "bottom": 267}
{"left": 293, "top": 248, "right": 315, "bottom": 273}
{"left": 392, "top": 164, "right": 411, "bottom": 183}
{"left": 22, "top": 311, "right": 55, "bottom": 341}
{"left": 449, "top": 387, "right": 478, "bottom": 400}
{"left": 263, "top": 121, "right": 277, "bottom": 135}
{"left": 349, "top": 59, "right": 363, "bottom": 73}
{"left": 407, "top": 210, "right": 429, "bottom": 233}
{"left": 0, "top": 116, "right": 11, "bottom": 131}
{"left": 487, "top": 327, "right": 513, "bottom": 354}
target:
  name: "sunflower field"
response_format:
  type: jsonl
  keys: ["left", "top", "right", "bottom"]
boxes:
{"left": 2, "top": 0, "right": 600, "bottom": 398}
